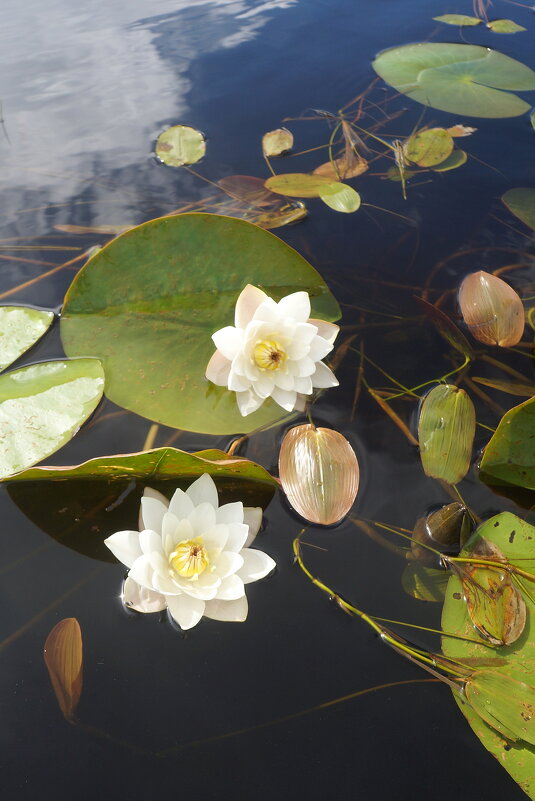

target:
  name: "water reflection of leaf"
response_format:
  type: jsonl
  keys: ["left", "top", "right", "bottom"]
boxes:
{"left": 373, "top": 43, "right": 535, "bottom": 117}
{"left": 0, "top": 306, "right": 54, "bottom": 372}
{"left": 44, "top": 618, "right": 83, "bottom": 721}
{"left": 61, "top": 214, "right": 340, "bottom": 435}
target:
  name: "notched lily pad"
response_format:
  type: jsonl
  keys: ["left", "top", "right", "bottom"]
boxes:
{"left": 155, "top": 125, "right": 206, "bottom": 167}
{"left": 0, "top": 306, "right": 54, "bottom": 371}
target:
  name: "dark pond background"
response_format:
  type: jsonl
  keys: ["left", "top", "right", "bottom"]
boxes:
{"left": 1, "top": 0, "right": 534, "bottom": 799}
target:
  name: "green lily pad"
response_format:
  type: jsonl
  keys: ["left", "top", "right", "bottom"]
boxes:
{"left": 6, "top": 448, "right": 278, "bottom": 562}
{"left": 60, "top": 213, "right": 340, "bottom": 435}
{"left": 432, "top": 149, "right": 468, "bottom": 171}
{"left": 262, "top": 128, "right": 294, "bottom": 157}
{"left": 405, "top": 128, "right": 454, "bottom": 166}
{"left": 418, "top": 384, "right": 476, "bottom": 485}
{"left": 442, "top": 512, "right": 535, "bottom": 800}
{"left": 502, "top": 188, "right": 535, "bottom": 230}
{"left": 155, "top": 125, "right": 206, "bottom": 167}
{"left": 319, "top": 183, "right": 361, "bottom": 213}
{"left": 264, "top": 173, "right": 341, "bottom": 198}
{"left": 372, "top": 43, "right": 535, "bottom": 118}
{"left": 480, "top": 396, "right": 535, "bottom": 502}
{"left": 487, "top": 19, "right": 527, "bottom": 33}
{"left": 0, "top": 359, "right": 104, "bottom": 479}
{"left": 433, "top": 14, "right": 482, "bottom": 26}
{"left": 0, "top": 306, "right": 54, "bottom": 371}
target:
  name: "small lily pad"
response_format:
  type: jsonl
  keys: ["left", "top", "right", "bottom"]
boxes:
{"left": 487, "top": 19, "right": 527, "bottom": 33}
{"left": 265, "top": 173, "right": 340, "bottom": 198}
{"left": 155, "top": 125, "right": 206, "bottom": 167}
{"left": 262, "top": 128, "right": 294, "bottom": 156}
{"left": 405, "top": 128, "right": 454, "bottom": 167}
{"left": 433, "top": 14, "right": 482, "bottom": 25}
{"left": 319, "top": 183, "right": 361, "bottom": 213}
{"left": 373, "top": 43, "right": 535, "bottom": 118}
{"left": 502, "top": 188, "right": 535, "bottom": 230}
{"left": 0, "top": 358, "right": 104, "bottom": 479}
{"left": 0, "top": 306, "right": 54, "bottom": 371}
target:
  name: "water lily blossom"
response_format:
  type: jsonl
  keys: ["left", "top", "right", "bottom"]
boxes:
{"left": 104, "top": 473, "right": 275, "bottom": 630}
{"left": 205, "top": 284, "right": 339, "bottom": 416}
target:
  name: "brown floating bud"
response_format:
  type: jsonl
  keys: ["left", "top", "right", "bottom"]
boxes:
{"left": 278, "top": 424, "right": 359, "bottom": 525}
{"left": 458, "top": 270, "right": 524, "bottom": 347}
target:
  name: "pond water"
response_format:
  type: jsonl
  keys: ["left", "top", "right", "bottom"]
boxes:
{"left": 1, "top": 0, "right": 534, "bottom": 799}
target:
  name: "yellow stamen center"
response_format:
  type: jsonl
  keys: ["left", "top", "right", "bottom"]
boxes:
{"left": 253, "top": 340, "right": 287, "bottom": 371}
{"left": 169, "top": 537, "right": 209, "bottom": 578}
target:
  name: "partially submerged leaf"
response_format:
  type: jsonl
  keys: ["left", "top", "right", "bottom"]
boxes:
{"left": 464, "top": 670, "right": 535, "bottom": 745}
{"left": 251, "top": 201, "right": 308, "bottom": 229}
{"left": 264, "top": 173, "right": 339, "bottom": 198}
{"left": 411, "top": 502, "right": 473, "bottom": 567}
{"left": 442, "top": 512, "right": 535, "bottom": 795}
{"left": 459, "top": 537, "right": 526, "bottom": 646}
{"left": 487, "top": 19, "right": 527, "bottom": 33}
{"left": 0, "top": 359, "right": 104, "bottom": 480}
{"left": 480, "top": 396, "right": 535, "bottom": 497}
{"left": 60, "top": 214, "right": 340, "bottom": 435}
{"left": 372, "top": 43, "right": 535, "bottom": 118}
{"left": 418, "top": 384, "right": 476, "bottom": 485}
{"left": 402, "top": 562, "right": 450, "bottom": 601}
{"left": 415, "top": 296, "right": 474, "bottom": 360}
{"left": 155, "top": 125, "right": 206, "bottom": 167}
{"left": 44, "top": 618, "right": 83, "bottom": 720}
{"left": 405, "top": 128, "right": 454, "bottom": 167}
{"left": 502, "top": 187, "right": 535, "bottom": 230}
{"left": 55, "top": 224, "right": 133, "bottom": 236}
{"left": 319, "top": 183, "right": 361, "bottom": 213}
{"left": 262, "top": 127, "right": 294, "bottom": 156}
{"left": 0, "top": 306, "right": 54, "bottom": 371}
{"left": 433, "top": 14, "right": 482, "bottom": 25}
{"left": 432, "top": 150, "right": 468, "bottom": 171}
{"left": 313, "top": 155, "right": 368, "bottom": 180}
{"left": 472, "top": 376, "right": 535, "bottom": 396}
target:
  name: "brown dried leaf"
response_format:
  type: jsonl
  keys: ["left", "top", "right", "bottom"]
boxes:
{"left": 44, "top": 617, "right": 83, "bottom": 720}
{"left": 313, "top": 155, "right": 368, "bottom": 180}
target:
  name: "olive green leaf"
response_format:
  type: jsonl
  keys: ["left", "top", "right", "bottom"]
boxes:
{"left": 418, "top": 384, "right": 476, "bottom": 484}
{"left": 155, "top": 125, "right": 206, "bottom": 167}
{"left": 502, "top": 188, "right": 535, "bottom": 230}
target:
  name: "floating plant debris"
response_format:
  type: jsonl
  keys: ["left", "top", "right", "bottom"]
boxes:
{"left": 155, "top": 124, "right": 206, "bottom": 167}
{"left": 262, "top": 127, "right": 294, "bottom": 156}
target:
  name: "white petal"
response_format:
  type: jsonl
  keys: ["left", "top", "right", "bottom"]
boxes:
{"left": 273, "top": 370, "right": 296, "bottom": 391}
{"left": 271, "top": 387, "right": 297, "bottom": 411}
{"left": 296, "top": 356, "right": 316, "bottom": 377}
{"left": 277, "top": 291, "right": 310, "bottom": 322}
{"left": 243, "top": 507, "right": 263, "bottom": 546}
{"left": 308, "top": 335, "right": 334, "bottom": 362}
{"left": 293, "top": 322, "right": 318, "bottom": 344}
{"left": 216, "top": 574, "right": 245, "bottom": 601}
{"left": 186, "top": 473, "right": 219, "bottom": 509}
{"left": 139, "top": 488, "right": 169, "bottom": 530}
{"left": 176, "top": 572, "right": 220, "bottom": 601}
{"left": 253, "top": 374, "right": 275, "bottom": 399}
{"left": 203, "top": 596, "right": 248, "bottom": 622}
{"left": 287, "top": 339, "right": 310, "bottom": 361}
{"left": 236, "top": 390, "right": 264, "bottom": 416}
{"left": 252, "top": 297, "right": 280, "bottom": 323}
{"left": 235, "top": 284, "right": 268, "bottom": 328}
{"left": 139, "top": 529, "right": 164, "bottom": 557}
{"left": 212, "top": 326, "right": 243, "bottom": 361}
{"left": 294, "top": 393, "right": 308, "bottom": 413}
{"left": 161, "top": 512, "right": 182, "bottom": 554}
{"left": 224, "top": 522, "right": 250, "bottom": 553}
{"left": 311, "top": 361, "right": 339, "bottom": 388}
{"left": 237, "top": 548, "right": 276, "bottom": 584}
{"left": 104, "top": 530, "right": 143, "bottom": 568}
{"left": 203, "top": 523, "right": 230, "bottom": 556}
{"left": 214, "top": 551, "right": 244, "bottom": 579}
{"left": 205, "top": 350, "right": 231, "bottom": 386}
{"left": 153, "top": 572, "right": 182, "bottom": 595}
{"left": 128, "top": 554, "right": 155, "bottom": 590}
{"left": 189, "top": 502, "right": 217, "bottom": 535}
{"left": 169, "top": 489, "right": 194, "bottom": 521}
{"left": 122, "top": 577, "right": 167, "bottom": 613}
{"left": 228, "top": 370, "right": 251, "bottom": 392}
{"left": 216, "top": 501, "right": 244, "bottom": 525}
{"left": 166, "top": 594, "right": 205, "bottom": 630}
{"left": 293, "top": 376, "right": 313, "bottom": 395}
{"left": 308, "top": 319, "right": 339, "bottom": 345}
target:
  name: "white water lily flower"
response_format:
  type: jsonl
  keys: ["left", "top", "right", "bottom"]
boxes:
{"left": 205, "top": 284, "right": 339, "bottom": 416}
{"left": 104, "top": 473, "right": 275, "bottom": 631}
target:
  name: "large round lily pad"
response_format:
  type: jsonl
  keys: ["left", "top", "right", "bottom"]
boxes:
{"left": 442, "top": 513, "right": 535, "bottom": 800}
{"left": 60, "top": 213, "right": 340, "bottom": 435}
{"left": 372, "top": 43, "right": 535, "bottom": 117}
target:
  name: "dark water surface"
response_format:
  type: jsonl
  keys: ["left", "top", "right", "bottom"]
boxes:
{"left": 1, "top": 1, "right": 534, "bottom": 799}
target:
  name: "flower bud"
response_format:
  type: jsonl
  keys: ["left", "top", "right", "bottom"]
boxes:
{"left": 458, "top": 271, "right": 524, "bottom": 347}
{"left": 278, "top": 424, "right": 359, "bottom": 525}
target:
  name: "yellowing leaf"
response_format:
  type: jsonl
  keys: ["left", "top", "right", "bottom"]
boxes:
{"left": 54, "top": 224, "right": 133, "bottom": 235}
{"left": 314, "top": 155, "right": 368, "bottom": 180}
{"left": 0, "top": 306, "right": 54, "bottom": 372}
{"left": 264, "top": 173, "right": 337, "bottom": 198}
{"left": 155, "top": 125, "right": 206, "bottom": 167}
{"left": 418, "top": 384, "right": 476, "bottom": 484}
{"left": 319, "top": 183, "right": 361, "bottom": 213}
{"left": 44, "top": 618, "right": 83, "bottom": 720}
{"left": 487, "top": 19, "right": 527, "bottom": 33}
{"left": 433, "top": 14, "right": 482, "bottom": 25}
{"left": 405, "top": 128, "right": 454, "bottom": 167}
{"left": 262, "top": 127, "right": 294, "bottom": 156}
